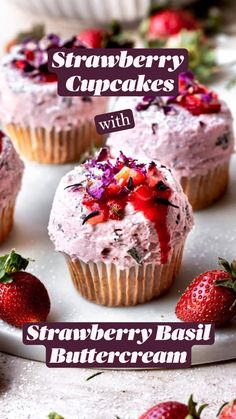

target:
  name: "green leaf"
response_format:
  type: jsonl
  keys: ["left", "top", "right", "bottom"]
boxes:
{"left": 0, "top": 255, "right": 8, "bottom": 271}
{"left": 86, "top": 371, "right": 104, "bottom": 381}
{"left": 231, "top": 260, "right": 236, "bottom": 278}
{"left": 4, "top": 250, "right": 29, "bottom": 273}
{"left": 163, "top": 29, "right": 217, "bottom": 84}
{"left": 48, "top": 413, "right": 64, "bottom": 419}
{"left": 216, "top": 279, "right": 233, "bottom": 288}
{"left": 0, "top": 250, "right": 31, "bottom": 284}
{"left": 17, "top": 24, "right": 45, "bottom": 43}
{"left": 0, "top": 272, "right": 13, "bottom": 284}
{"left": 127, "top": 248, "right": 142, "bottom": 265}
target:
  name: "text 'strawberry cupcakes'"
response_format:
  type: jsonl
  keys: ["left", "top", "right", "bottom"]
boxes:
{"left": 48, "top": 149, "right": 193, "bottom": 306}
{"left": 107, "top": 72, "right": 235, "bottom": 210}
{"left": 0, "top": 132, "right": 24, "bottom": 244}
{"left": 0, "top": 34, "right": 107, "bottom": 164}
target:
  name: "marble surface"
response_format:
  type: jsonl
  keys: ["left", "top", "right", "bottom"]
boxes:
{"left": 1, "top": 352, "right": 236, "bottom": 419}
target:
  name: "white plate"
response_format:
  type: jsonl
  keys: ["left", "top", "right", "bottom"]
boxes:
{"left": 0, "top": 149, "right": 236, "bottom": 365}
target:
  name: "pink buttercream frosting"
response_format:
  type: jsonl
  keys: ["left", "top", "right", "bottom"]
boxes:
{"left": 48, "top": 154, "right": 193, "bottom": 270}
{"left": 107, "top": 96, "right": 234, "bottom": 178}
{"left": 0, "top": 63, "right": 107, "bottom": 131}
{"left": 0, "top": 134, "right": 24, "bottom": 208}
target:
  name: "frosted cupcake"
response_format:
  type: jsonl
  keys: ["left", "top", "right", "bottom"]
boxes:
{"left": 48, "top": 149, "right": 193, "bottom": 306}
{"left": 0, "top": 34, "right": 107, "bottom": 164}
{"left": 0, "top": 131, "right": 24, "bottom": 244}
{"left": 107, "top": 72, "right": 234, "bottom": 210}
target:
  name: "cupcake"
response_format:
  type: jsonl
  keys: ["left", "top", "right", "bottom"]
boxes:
{"left": 107, "top": 72, "right": 234, "bottom": 210}
{"left": 0, "top": 34, "right": 107, "bottom": 164}
{"left": 0, "top": 131, "right": 24, "bottom": 244}
{"left": 48, "top": 149, "right": 193, "bottom": 306}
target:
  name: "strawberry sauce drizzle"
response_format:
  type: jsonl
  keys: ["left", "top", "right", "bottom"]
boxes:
{"left": 129, "top": 187, "right": 171, "bottom": 264}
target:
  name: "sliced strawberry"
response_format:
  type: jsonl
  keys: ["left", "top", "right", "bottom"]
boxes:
{"left": 114, "top": 167, "right": 145, "bottom": 187}
{"left": 106, "top": 181, "right": 122, "bottom": 197}
{"left": 178, "top": 94, "right": 221, "bottom": 116}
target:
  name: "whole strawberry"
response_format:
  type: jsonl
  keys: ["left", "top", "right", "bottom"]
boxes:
{"left": 176, "top": 258, "right": 236, "bottom": 326}
{"left": 148, "top": 9, "right": 198, "bottom": 39}
{"left": 218, "top": 400, "right": 236, "bottom": 418}
{"left": 139, "top": 395, "right": 207, "bottom": 419}
{"left": 77, "top": 21, "right": 133, "bottom": 49}
{"left": 76, "top": 28, "right": 104, "bottom": 48}
{"left": 0, "top": 250, "right": 50, "bottom": 328}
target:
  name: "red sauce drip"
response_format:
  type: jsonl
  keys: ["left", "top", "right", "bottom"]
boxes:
{"left": 129, "top": 186, "right": 171, "bottom": 264}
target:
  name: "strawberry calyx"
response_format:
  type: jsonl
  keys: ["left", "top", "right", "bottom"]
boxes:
{"left": 216, "top": 258, "right": 236, "bottom": 306}
{"left": 218, "top": 257, "right": 236, "bottom": 278}
{"left": 0, "top": 250, "right": 30, "bottom": 284}
{"left": 103, "top": 20, "right": 134, "bottom": 48}
{"left": 185, "top": 394, "right": 208, "bottom": 419}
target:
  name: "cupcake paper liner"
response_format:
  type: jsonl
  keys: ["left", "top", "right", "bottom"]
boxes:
{"left": 181, "top": 160, "right": 230, "bottom": 211}
{"left": 4, "top": 122, "right": 104, "bottom": 164}
{"left": 0, "top": 199, "right": 15, "bottom": 244}
{"left": 65, "top": 241, "right": 185, "bottom": 307}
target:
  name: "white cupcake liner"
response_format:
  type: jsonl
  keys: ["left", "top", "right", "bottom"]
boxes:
{"left": 4, "top": 122, "right": 104, "bottom": 164}
{"left": 65, "top": 241, "right": 185, "bottom": 307}
{"left": 181, "top": 160, "right": 230, "bottom": 210}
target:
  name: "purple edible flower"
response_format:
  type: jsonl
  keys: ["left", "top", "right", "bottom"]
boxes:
{"left": 86, "top": 183, "right": 105, "bottom": 200}
{"left": 72, "top": 151, "right": 149, "bottom": 201}
{"left": 201, "top": 92, "right": 213, "bottom": 103}
{"left": 136, "top": 96, "right": 155, "bottom": 111}
{"left": 179, "top": 71, "right": 194, "bottom": 85}
{"left": 102, "top": 167, "right": 115, "bottom": 186}
{"left": 163, "top": 105, "right": 176, "bottom": 115}
{"left": 136, "top": 96, "right": 176, "bottom": 116}
{"left": 47, "top": 33, "right": 61, "bottom": 46}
